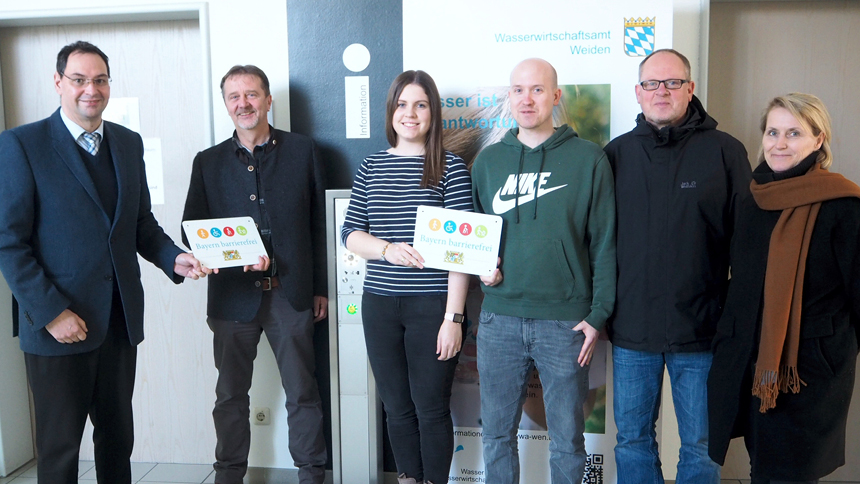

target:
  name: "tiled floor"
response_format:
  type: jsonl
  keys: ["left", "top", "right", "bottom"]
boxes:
{"left": 0, "top": 461, "right": 308, "bottom": 484}
{"left": 2, "top": 462, "right": 858, "bottom": 484}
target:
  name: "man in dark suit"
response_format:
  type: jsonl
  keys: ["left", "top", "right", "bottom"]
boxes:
{"left": 181, "top": 65, "right": 327, "bottom": 484}
{"left": 0, "top": 41, "right": 208, "bottom": 483}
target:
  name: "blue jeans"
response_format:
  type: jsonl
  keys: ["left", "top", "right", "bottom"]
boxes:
{"left": 477, "top": 311, "right": 589, "bottom": 484}
{"left": 612, "top": 346, "right": 720, "bottom": 484}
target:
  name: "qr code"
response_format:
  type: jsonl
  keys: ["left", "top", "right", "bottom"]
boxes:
{"left": 582, "top": 454, "right": 603, "bottom": 484}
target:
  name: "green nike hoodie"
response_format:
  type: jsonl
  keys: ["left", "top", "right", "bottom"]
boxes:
{"left": 471, "top": 124, "right": 616, "bottom": 329}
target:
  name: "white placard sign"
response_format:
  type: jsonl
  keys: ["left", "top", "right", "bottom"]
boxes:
{"left": 412, "top": 206, "right": 502, "bottom": 276}
{"left": 182, "top": 216, "right": 268, "bottom": 269}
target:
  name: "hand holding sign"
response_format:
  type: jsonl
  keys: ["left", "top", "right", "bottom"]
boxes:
{"left": 182, "top": 216, "right": 269, "bottom": 269}
{"left": 412, "top": 206, "right": 502, "bottom": 276}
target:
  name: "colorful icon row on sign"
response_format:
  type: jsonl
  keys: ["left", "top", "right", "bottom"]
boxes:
{"left": 197, "top": 226, "right": 249, "bottom": 239}
{"left": 428, "top": 218, "right": 488, "bottom": 238}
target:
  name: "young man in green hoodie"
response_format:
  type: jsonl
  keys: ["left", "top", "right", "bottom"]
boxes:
{"left": 471, "top": 58, "right": 616, "bottom": 484}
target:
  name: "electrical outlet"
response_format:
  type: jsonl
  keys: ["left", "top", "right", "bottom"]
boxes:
{"left": 253, "top": 407, "right": 270, "bottom": 425}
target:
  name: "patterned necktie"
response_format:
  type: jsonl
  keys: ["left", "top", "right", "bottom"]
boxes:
{"left": 81, "top": 132, "right": 101, "bottom": 156}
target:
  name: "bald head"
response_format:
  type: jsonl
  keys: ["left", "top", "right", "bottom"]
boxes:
{"left": 511, "top": 58, "right": 558, "bottom": 90}
{"left": 508, "top": 58, "right": 561, "bottom": 140}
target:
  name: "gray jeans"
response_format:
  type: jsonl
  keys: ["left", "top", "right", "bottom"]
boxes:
{"left": 208, "top": 291, "right": 326, "bottom": 484}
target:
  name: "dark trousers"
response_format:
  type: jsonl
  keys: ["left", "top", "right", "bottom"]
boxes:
{"left": 25, "top": 316, "right": 136, "bottom": 484}
{"left": 362, "top": 292, "right": 461, "bottom": 484}
{"left": 208, "top": 291, "right": 326, "bottom": 484}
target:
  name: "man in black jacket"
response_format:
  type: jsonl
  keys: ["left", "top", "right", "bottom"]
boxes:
{"left": 603, "top": 49, "right": 751, "bottom": 483}
{"left": 182, "top": 65, "right": 327, "bottom": 484}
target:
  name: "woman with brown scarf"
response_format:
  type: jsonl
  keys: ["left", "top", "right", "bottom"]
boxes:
{"left": 707, "top": 93, "right": 860, "bottom": 484}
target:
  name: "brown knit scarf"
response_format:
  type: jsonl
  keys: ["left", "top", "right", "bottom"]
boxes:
{"left": 749, "top": 162, "right": 860, "bottom": 412}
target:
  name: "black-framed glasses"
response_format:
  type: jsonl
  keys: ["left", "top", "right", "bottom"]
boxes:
{"left": 639, "top": 79, "right": 688, "bottom": 91}
{"left": 62, "top": 73, "right": 111, "bottom": 88}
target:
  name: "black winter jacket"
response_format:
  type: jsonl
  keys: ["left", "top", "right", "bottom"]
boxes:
{"left": 604, "top": 96, "right": 751, "bottom": 353}
{"left": 707, "top": 158, "right": 860, "bottom": 480}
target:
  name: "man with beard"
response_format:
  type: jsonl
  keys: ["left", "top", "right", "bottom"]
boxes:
{"left": 181, "top": 65, "right": 328, "bottom": 484}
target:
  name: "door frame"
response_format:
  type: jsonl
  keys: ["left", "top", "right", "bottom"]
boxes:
{"left": 0, "top": 3, "right": 214, "bottom": 146}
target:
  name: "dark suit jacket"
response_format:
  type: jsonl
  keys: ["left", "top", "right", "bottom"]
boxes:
{"left": 181, "top": 129, "right": 327, "bottom": 322}
{"left": 0, "top": 108, "right": 184, "bottom": 356}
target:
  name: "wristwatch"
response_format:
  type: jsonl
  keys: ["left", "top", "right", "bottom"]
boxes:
{"left": 444, "top": 312, "right": 465, "bottom": 323}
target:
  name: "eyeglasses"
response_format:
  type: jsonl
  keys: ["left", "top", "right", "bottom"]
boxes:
{"left": 639, "top": 79, "right": 689, "bottom": 91}
{"left": 62, "top": 73, "right": 111, "bottom": 88}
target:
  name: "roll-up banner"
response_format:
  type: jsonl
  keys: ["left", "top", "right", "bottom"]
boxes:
{"left": 403, "top": 2, "right": 672, "bottom": 483}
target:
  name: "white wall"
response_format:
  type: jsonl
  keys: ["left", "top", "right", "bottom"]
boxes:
{"left": 0, "top": 43, "right": 32, "bottom": 479}
{"left": 0, "top": 275, "right": 33, "bottom": 476}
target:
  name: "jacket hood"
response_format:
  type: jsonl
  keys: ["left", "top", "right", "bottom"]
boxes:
{"left": 498, "top": 124, "right": 578, "bottom": 222}
{"left": 633, "top": 95, "right": 717, "bottom": 146}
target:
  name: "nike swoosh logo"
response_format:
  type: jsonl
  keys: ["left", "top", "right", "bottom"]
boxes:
{"left": 492, "top": 184, "right": 567, "bottom": 214}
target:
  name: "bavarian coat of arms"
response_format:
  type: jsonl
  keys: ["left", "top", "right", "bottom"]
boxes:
{"left": 624, "top": 17, "right": 656, "bottom": 57}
